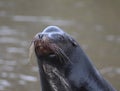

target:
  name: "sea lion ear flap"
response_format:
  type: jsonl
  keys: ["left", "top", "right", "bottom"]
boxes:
{"left": 68, "top": 35, "right": 78, "bottom": 47}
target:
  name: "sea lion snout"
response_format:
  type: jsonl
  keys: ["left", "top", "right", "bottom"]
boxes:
{"left": 33, "top": 26, "right": 77, "bottom": 59}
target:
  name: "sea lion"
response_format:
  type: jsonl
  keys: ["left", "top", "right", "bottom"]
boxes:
{"left": 30, "top": 26, "right": 116, "bottom": 91}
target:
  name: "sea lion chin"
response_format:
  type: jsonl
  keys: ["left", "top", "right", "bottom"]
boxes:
{"left": 30, "top": 26, "right": 116, "bottom": 91}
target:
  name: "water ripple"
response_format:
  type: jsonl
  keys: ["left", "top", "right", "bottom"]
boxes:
{"left": 0, "top": 37, "right": 18, "bottom": 43}
{"left": 19, "top": 74, "right": 37, "bottom": 82}
{"left": 0, "top": 79, "right": 11, "bottom": 90}
{"left": 0, "top": 65, "right": 14, "bottom": 72}
{"left": 0, "top": 37, "right": 28, "bottom": 46}
{"left": 0, "top": 59, "right": 16, "bottom": 66}
{"left": 7, "top": 47, "right": 26, "bottom": 54}
{"left": 105, "top": 35, "right": 120, "bottom": 44}
{"left": 0, "top": 26, "right": 17, "bottom": 36}
{"left": 0, "top": 1, "right": 15, "bottom": 7}
{"left": 12, "top": 15, "right": 75, "bottom": 26}
{"left": 100, "top": 67, "right": 120, "bottom": 77}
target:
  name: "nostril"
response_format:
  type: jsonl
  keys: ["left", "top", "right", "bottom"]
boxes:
{"left": 38, "top": 34, "right": 44, "bottom": 39}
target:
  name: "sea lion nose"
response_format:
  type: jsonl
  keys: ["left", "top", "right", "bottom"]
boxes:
{"left": 34, "top": 33, "right": 47, "bottom": 41}
{"left": 37, "top": 34, "right": 48, "bottom": 41}
{"left": 38, "top": 34, "right": 44, "bottom": 39}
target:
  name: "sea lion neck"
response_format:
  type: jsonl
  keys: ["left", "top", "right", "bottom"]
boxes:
{"left": 66, "top": 46, "right": 116, "bottom": 91}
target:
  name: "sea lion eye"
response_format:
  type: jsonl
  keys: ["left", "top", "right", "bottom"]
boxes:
{"left": 58, "top": 35, "right": 64, "bottom": 40}
{"left": 53, "top": 34, "right": 64, "bottom": 41}
{"left": 68, "top": 36, "right": 78, "bottom": 47}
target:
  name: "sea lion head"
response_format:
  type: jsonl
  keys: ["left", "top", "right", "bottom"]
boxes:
{"left": 33, "top": 26, "right": 78, "bottom": 67}
{"left": 30, "top": 26, "right": 78, "bottom": 91}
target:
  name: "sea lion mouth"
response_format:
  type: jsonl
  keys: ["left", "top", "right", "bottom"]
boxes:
{"left": 34, "top": 38, "right": 54, "bottom": 57}
{"left": 29, "top": 35, "right": 71, "bottom": 65}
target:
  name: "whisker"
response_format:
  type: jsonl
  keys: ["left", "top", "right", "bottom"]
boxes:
{"left": 50, "top": 45, "right": 72, "bottom": 64}
{"left": 33, "top": 37, "right": 72, "bottom": 65}
{"left": 29, "top": 42, "right": 34, "bottom": 62}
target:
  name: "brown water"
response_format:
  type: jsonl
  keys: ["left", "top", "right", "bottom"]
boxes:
{"left": 0, "top": 0, "right": 120, "bottom": 91}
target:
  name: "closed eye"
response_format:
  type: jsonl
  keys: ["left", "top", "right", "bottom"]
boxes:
{"left": 54, "top": 34, "right": 65, "bottom": 42}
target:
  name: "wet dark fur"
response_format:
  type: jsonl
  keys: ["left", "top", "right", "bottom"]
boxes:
{"left": 33, "top": 26, "right": 116, "bottom": 91}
